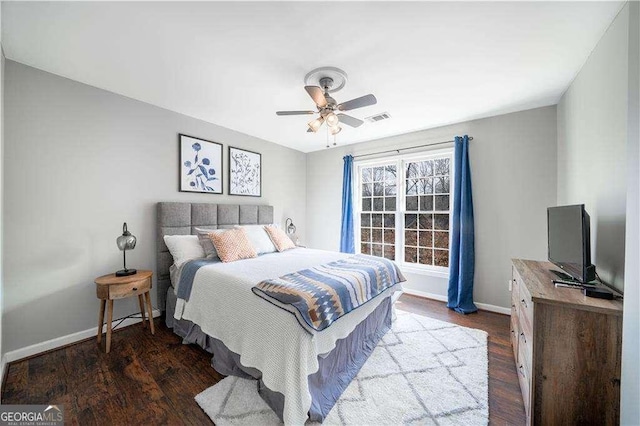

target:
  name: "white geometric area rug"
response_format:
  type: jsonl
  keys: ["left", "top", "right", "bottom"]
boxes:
{"left": 195, "top": 311, "right": 489, "bottom": 425}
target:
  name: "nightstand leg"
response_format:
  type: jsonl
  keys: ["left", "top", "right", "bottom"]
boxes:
{"left": 138, "top": 295, "right": 147, "bottom": 328}
{"left": 97, "top": 300, "right": 106, "bottom": 345}
{"left": 106, "top": 300, "right": 114, "bottom": 353}
{"left": 145, "top": 292, "right": 155, "bottom": 335}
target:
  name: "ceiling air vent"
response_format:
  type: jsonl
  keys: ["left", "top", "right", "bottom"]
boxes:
{"left": 365, "top": 112, "right": 391, "bottom": 123}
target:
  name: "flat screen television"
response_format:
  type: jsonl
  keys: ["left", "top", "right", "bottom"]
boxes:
{"left": 547, "top": 204, "right": 596, "bottom": 283}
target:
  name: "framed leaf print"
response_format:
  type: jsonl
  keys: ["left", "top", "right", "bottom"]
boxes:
{"left": 229, "top": 146, "right": 262, "bottom": 197}
{"left": 179, "top": 134, "right": 223, "bottom": 194}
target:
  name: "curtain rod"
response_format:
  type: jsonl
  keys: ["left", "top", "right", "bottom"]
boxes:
{"left": 352, "top": 136, "right": 474, "bottom": 159}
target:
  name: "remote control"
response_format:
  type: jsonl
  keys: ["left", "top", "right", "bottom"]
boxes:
{"left": 554, "top": 281, "right": 583, "bottom": 289}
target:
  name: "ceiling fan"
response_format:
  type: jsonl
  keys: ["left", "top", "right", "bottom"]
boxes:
{"left": 276, "top": 67, "right": 377, "bottom": 135}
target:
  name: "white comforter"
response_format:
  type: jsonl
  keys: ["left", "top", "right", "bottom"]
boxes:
{"left": 173, "top": 248, "right": 399, "bottom": 425}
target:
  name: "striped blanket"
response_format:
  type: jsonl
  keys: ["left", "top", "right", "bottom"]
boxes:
{"left": 252, "top": 254, "right": 405, "bottom": 333}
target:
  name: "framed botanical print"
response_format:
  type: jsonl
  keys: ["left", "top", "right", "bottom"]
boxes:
{"left": 229, "top": 146, "right": 262, "bottom": 197}
{"left": 179, "top": 134, "right": 223, "bottom": 194}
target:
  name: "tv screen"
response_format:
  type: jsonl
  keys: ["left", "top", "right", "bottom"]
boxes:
{"left": 547, "top": 204, "right": 594, "bottom": 283}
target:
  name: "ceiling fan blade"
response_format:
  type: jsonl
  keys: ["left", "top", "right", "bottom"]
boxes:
{"left": 276, "top": 110, "right": 316, "bottom": 116}
{"left": 337, "top": 94, "right": 377, "bottom": 111}
{"left": 337, "top": 113, "right": 364, "bottom": 128}
{"left": 304, "top": 86, "right": 328, "bottom": 108}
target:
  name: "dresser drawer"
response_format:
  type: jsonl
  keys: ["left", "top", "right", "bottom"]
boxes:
{"left": 510, "top": 315, "right": 520, "bottom": 356}
{"left": 516, "top": 333, "right": 532, "bottom": 419}
{"left": 108, "top": 278, "right": 151, "bottom": 299}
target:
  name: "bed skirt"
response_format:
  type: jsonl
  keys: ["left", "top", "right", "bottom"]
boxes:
{"left": 165, "top": 288, "right": 393, "bottom": 422}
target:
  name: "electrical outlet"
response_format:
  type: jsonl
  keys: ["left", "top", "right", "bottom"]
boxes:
{"left": 508, "top": 279, "right": 512, "bottom": 292}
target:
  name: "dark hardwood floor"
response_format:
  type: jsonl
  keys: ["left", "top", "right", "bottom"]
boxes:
{"left": 2, "top": 294, "right": 525, "bottom": 425}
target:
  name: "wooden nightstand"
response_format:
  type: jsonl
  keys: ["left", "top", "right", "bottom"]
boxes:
{"left": 95, "top": 270, "right": 154, "bottom": 353}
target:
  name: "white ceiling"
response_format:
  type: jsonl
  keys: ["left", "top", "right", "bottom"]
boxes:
{"left": 2, "top": 1, "right": 623, "bottom": 153}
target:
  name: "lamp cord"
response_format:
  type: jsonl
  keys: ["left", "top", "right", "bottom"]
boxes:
{"left": 107, "top": 308, "right": 158, "bottom": 332}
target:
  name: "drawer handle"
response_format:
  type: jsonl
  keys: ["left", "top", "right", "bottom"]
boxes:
{"left": 132, "top": 287, "right": 137, "bottom": 291}
{"left": 518, "top": 365, "right": 525, "bottom": 376}
{"left": 521, "top": 298, "right": 528, "bottom": 309}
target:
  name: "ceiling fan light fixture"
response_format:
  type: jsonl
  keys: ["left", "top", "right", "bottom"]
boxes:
{"left": 325, "top": 112, "right": 339, "bottom": 127}
{"left": 308, "top": 116, "right": 324, "bottom": 132}
{"left": 330, "top": 125, "right": 342, "bottom": 136}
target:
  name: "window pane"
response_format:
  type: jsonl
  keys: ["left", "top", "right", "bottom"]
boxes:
{"left": 361, "top": 213, "right": 371, "bottom": 227}
{"left": 384, "top": 214, "right": 395, "bottom": 227}
{"left": 372, "top": 214, "right": 383, "bottom": 227}
{"left": 405, "top": 214, "right": 417, "bottom": 229}
{"left": 384, "top": 166, "right": 397, "bottom": 182}
{"left": 419, "top": 231, "right": 433, "bottom": 247}
{"left": 419, "top": 213, "right": 433, "bottom": 229}
{"left": 384, "top": 229, "right": 395, "bottom": 244}
{"left": 405, "top": 163, "right": 419, "bottom": 179}
{"left": 434, "top": 195, "right": 449, "bottom": 211}
{"left": 434, "top": 158, "right": 450, "bottom": 175}
{"left": 362, "top": 198, "right": 372, "bottom": 211}
{"left": 384, "top": 183, "right": 397, "bottom": 195}
{"left": 422, "top": 160, "right": 434, "bottom": 176}
{"left": 362, "top": 183, "right": 372, "bottom": 196}
{"left": 385, "top": 197, "right": 396, "bottom": 211}
{"left": 384, "top": 244, "right": 395, "bottom": 260}
{"left": 420, "top": 195, "right": 433, "bottom": 211}
{"left": 405, "top": 247, "right": 418, "bottom": 263}
{"left": 406, "top": 179, "right": 418, "bottom": 195}
{"left": 372, "top": 228, "right": 382, "bottom": 243}
{"left": 361, "top": 228, "right": 371, "bottom": 242}
{"left": 406, "top": 196, "right": 418, "bottom": 211}
{"left": 360, "top": 243, "right": 371, "bottom": 254}
{"left": 434, "top": 176, "right": 450, "bottom": 194}
{"left": 372, "top": 244, "right": 383, "bottom": 257}
{"left": 373, "top": 167, "right": 384, "bottom": 181}
{"left": 434, "top": 249, "right": 449, "bottom": 267}
{"left": 362, "top": 168, "right": 372, "bottom": 183}
{"left": 434, "top": 231, "right": 449, "bottom": 249}
{"left": 434, "top": 214, "right": 449, "bottom": 230}
{"left": 424, "top": 177, "right": 433, "bottom": 194}
{"left": 419, "top": 248, "right": 433, "bottom": 265}
{"left": 373, "top": 183, "right": 384, "bottom": 196}
{"left": 373, "top": 197, "right": 384, "bottom": 211}
{"left": 405, "top": 230, "right": 417, "bottom": 246}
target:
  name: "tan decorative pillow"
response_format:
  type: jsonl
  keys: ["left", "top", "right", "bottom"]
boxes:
{"left": 264, "top": 225, "right": 296, "bottom": 252}
{"left": 209, "top": 228, "right": 258, "bottom": 263}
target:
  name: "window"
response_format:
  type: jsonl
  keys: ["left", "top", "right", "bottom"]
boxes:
{"left": 356, "top": 150, "right": 453, "bottom": 274}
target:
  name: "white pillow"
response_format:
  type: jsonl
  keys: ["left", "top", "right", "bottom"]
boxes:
{"left": 235, "top": 225, "right": 277, "bottom": 255}
{"left": 163, "top": 235, "right": 205, "bottom": 267}
{"left": 195, "top": 227, "right": 225, "bottom": 258}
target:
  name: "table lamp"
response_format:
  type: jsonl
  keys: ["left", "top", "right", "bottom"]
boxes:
{"left": 285, "top": 218, "right": 296, "bottom": 235}
{"left": 116, "top": 222, "right": 137, "bottom": 277}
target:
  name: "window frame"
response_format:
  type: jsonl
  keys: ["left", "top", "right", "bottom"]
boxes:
{"left": 354, "top": 147, "right": 454, "bottom": 277}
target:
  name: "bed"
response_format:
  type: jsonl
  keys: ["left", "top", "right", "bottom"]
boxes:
{"left": 157, "top": 202, "right": 403, "bottom": 424}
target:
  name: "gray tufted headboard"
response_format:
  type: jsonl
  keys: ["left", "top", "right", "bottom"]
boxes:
{"left": 156, "top": 202, "right": 274, "bottom": 310}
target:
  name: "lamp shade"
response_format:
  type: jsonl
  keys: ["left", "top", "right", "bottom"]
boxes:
{"left": 116, "top": 223, "right": 137, "bottom": 251}
{"left": 285, "top": 218, "right": 296, "bottom": 235}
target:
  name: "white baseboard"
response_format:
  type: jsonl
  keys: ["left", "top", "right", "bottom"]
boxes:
{"left": 3, "top": 309, "right": 161, "bottom": 364}
{"left": 402, "top": 288, "right": 511, "bottom": 315}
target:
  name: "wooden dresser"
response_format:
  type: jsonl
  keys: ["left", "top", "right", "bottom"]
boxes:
{"left": 511, "top": 259, "right": 623, "bottom": 425}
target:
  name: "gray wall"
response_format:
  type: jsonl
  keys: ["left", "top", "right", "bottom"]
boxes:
{"left": 556, "top": 4, "right": 639, "bottom": 422}
{"left": 557, "top": 4, "right": 628, "bottom": 292}
{"left": 622, "top": 2, "right": 639, "bottom": 424}
{"left": 307, "top": 106, "right": 557, "bottom": 309}
{"left": 2, "top": 61, "right": 307, "bottom": 353}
